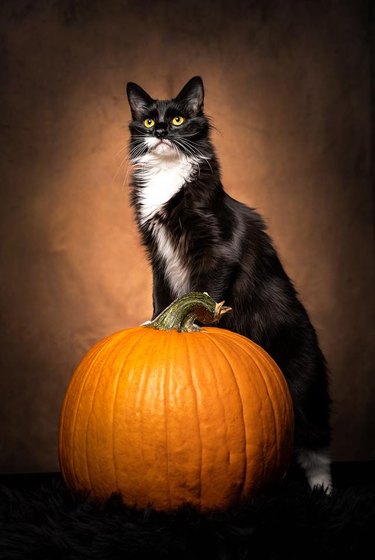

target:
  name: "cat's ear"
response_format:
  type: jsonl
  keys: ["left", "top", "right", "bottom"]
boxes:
{"left": 126, "top": 82, "right": 154, "bottom": 119}
{"left": 175, "top": 76, "right": 204, "bottom": 115}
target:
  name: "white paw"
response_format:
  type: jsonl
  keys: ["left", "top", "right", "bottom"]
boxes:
{"left": 297, "top": 448, "right": 332, "bottom": 493}
{"left": 309, "top": 472, "right": 333, "bottom": 493}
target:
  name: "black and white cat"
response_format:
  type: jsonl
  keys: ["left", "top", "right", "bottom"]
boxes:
{"left": 126, "top": 76, "right": 332, "bottom": 490}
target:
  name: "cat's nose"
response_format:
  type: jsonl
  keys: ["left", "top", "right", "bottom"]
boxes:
{"left": 155, "top": 126, "right": 168, "bottom": 139}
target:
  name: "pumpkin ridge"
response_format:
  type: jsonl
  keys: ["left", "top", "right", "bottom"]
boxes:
{"left": 216, "top": 331, "right": 289, "bottom": 479}
{"left": 136, "top": 332, "right": 160, "bottom": 506}
{"left": 205, "top": 333, "right": 248, "bottom": 503}
{"left": 248, "top": 342, "right": 292, "bottom": 408}
{"left": 85, "top": 332, "right": 136, "bottom": 493}
{"left": 198, "top": 333, "right": 231, "bottom": 504}
{"left": 66, "top": 332, "right": 125, "bottom": 491}
{"left": 60, "top": 346, "right": 100, "bottom": 490}
{"left": 212, "top": 332, "right": 270, "bottom": 494}
{"left": 111, "top": 328, "right": 151, "bottom": 493}
{"left": 164, "top": 331, "right": 172, "bottom": 509}
{"left": 246, "top": 340, "right": 294, "bottom": 473}
{"left": 120, "top": 328, "right": 164, "bottom": 507}
{"left": 183, "top": 332, "right": 203, "bottom": 503}
{"left": 235, "top": 340, "right": 280, "bottom": 480}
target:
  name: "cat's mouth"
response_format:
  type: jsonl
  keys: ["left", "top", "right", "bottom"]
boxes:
{"left": 152, "top": 139, "right": 174, "bottom": 154}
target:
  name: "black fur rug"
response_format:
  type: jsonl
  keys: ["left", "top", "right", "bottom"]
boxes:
{"left": 0, "top": 466, "right": 374, "bottom": 560}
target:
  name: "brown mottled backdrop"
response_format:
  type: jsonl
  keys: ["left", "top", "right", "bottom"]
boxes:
{"left": 0, "top": 0, "right": 374, "bottom": 472}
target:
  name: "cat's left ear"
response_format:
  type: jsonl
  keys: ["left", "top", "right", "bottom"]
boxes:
{"left": 126, "top": 82, "right": 154, "bottom": 119}
{"left": 175, "top": 76, "right": 204, "bottom": 115}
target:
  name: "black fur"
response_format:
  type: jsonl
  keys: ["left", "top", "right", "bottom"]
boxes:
{"left": 2, "top": 471, "right": 375, "bottom": 559}
{"left": 126, "top": 77, "right": 331, "bottom": 468}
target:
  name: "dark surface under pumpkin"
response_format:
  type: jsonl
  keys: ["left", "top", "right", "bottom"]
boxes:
{"left": 0, "top": 462, "right": 374, "bottom": 560}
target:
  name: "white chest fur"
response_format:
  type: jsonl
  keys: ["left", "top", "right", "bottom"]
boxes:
{"left": 136, "top": 153, "right": 197, "bottom": 224}
{"left": 136, "top": 152, "right": 198, "bottom": 297}
{"left": 151, "top": 222, "right": 191, "bottom": 298}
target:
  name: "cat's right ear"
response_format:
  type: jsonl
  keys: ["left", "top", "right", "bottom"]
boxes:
{"left": 126, "top": 82, "right": 154, "bottom": 119}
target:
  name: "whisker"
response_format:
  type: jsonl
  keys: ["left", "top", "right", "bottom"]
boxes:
{"left": 129, "top": 142, "right": 148, "bottom": 160}
{"left": 114, "top": 145, "right": 129, "bottom": 157}
{"left": 113, "top": 152, "right": 131, "bottom": 188}
{"left": 118, "top": 129, "right": 215, "bottom": 191}
{"left": 112, "top": 137, "right": 150, "bottom": 189}
{"left": 173, "top": 138, "right": 213, "bottom": 175}
{"left": 173, "top": 140, "right": 203, "bottom": 177}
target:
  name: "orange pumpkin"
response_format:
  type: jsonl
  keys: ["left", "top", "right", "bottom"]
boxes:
{"left": 59, "top": 292, "right": 293, "bottom": 512}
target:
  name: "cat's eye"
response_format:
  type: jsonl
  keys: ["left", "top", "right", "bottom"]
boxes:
{"left": 144, "top": 118, "right": 155, "bottom": 128}
{"left": 171, "top": 116, "right": 185, "bottom": 126}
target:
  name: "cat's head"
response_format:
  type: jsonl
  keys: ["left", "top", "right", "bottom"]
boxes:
{"left": 126, "top": 76, "right": 211, "bottom": 161}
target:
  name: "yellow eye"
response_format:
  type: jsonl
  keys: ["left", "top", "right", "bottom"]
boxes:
{"left": 143, "top": 118, "right": 155, "bottom": 128}
{"left": 172, "top": 116, "right": 185, "bottom": 126}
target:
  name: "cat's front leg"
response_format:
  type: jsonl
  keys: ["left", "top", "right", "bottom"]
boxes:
{"left": 152, "top": 267, "right": 174, "bottom": 319}
{"left": 189, "top": 270, "right": 228, "bottom": 304}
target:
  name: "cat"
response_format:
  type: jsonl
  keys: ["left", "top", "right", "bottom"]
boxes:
{"left": 126, "top": 76, "right": 332, "bottom": 490}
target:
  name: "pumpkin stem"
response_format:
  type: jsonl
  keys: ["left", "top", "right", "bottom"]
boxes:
{"left": 146, "top": 292, "right": 232, "bottom": 333}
